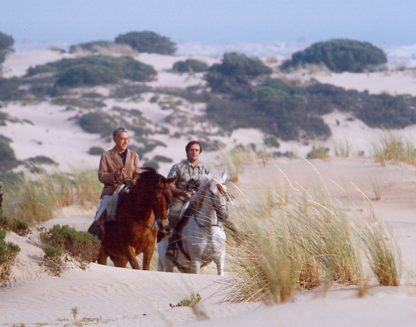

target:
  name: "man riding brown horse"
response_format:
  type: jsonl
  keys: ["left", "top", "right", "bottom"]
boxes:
{"left": 89, "top": 127, "right": 140, "bottom": 237}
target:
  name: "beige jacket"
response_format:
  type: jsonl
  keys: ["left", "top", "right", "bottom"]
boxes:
{"left": 98, "top": 147, "right": 140, "bottom": 197}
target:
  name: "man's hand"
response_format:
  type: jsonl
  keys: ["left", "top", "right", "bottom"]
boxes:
{"left": 114, "top": 168, "right": 126, "bottom": 183}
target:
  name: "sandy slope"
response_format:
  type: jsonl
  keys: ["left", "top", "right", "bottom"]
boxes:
{"left": 2, "top": 158, "right": 416, "bottom": 326}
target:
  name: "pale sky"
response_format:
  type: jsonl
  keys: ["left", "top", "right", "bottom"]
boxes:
{"left": 1, "top": 0, "right": 415, "bottom": 47}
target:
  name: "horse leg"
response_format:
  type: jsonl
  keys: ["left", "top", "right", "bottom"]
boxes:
{"left": 112, "top": 256, "right": 128, "bottom": 268}
{"left": 214, "top": 253, "right": 226, "bottom": 276}
{"left": 97, "top": 247, "right": 108, "bottom": 265}
{"left": 126, "top": 245, "right": 141, "bottom": 269}
{"left": 157, "top": 240, "right": 174, "bottom": 272}
{"left": 190, "top": 259, "right": 201, "bottom": 274}
{"left": 142, "top": 244, "right": 155, "bottom": 270}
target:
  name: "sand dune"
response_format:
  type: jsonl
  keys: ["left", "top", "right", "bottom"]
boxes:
{"left": 2, "top": 49, "right": 416, "bottom": 326}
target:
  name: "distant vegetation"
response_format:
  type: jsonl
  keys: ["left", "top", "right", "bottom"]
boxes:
{"left": 204, "top": 52, "right": 416, "bottom": 140}
{"left": 206, "top": 52, "right": 272, "bottom": 95}
{"left": 68, "top": 40, "right": 114, "bottom": 53}
{"left": 0, "top": 135, "right": 19, "bottom": 172}
{"left": 281, "top": 39, "right": 387, "bottom": 73}
{"left": 79, "top": 112, "right": 115, "bottom": 136}
{"left": 0, "top": 31, "right": 14, "bottom": 64}
{"left": 172, "top": 59, "right": 209, "bottom": 73}
{"left": 115, "top": 31, "right": 176, "bottom": 55}
{"left": 26, "top": 55, "right": 157, "bottom": 87}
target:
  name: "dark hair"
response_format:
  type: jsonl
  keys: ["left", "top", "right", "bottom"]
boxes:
{"left": 113, "top": 127, "right": 128, "bottom": 138}
{"left": 185, "top": 140, "right": 202, "bottom": 153}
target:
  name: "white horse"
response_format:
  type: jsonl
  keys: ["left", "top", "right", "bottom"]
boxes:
{"left": 158, "top": 175, "right": 231, "bottom": 275}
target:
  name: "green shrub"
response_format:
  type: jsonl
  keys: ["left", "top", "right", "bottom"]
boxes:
{"left": 68, "top": 40, "right": 114, "bottom": 53}
{"left": 79, "top": 112, "right": 115, "bottom": 136}
{"left": 152, "top": 155, "right": 173, "bottom": 163}
{"left": 115, "top": 31, "right": 176, "bottom": 55}
{"left": 306, "top": 146, "right": 330, "bottom": 160}
{"left": 0, "top": 136, "right": 19, "bottom": 172}
{"left": 88, "top": 146, "right": 104, "bottom": 156}
{"left": 0, "top": 214, "right": 29, "bottom": 236}
{"left": 281, "top": 39, "right": 387, "bottom": 73}
{"left": 27, "top": 55, "right": 157, "bottom": 88}
{"left": 0, "top": 32, "right": 13, "bottom": 50}
{"left": 0, "top": 31, "right": 14, "bottom": 64}
{"left": 0, "top": 78, "right": 25, "bottom": 101}
{"left": 41, "top": 244, "right": 65, "bottom": 276}
{"left": 55, "top": 64, "right": 118, "bottom": 87}
{"left": 263, "top": 136, "right": 280, "bottom": 148}
{"left": 40, "top": 224, "right": 100, "bottom": 268}
{"left": 0, "top": 229, "right": 20, "bottom": 286}
{"left": 172, "top": 59, "right": 209, "bottom": 73}
{"left": 206, "top": 52, "right": 272, "bottom": 95}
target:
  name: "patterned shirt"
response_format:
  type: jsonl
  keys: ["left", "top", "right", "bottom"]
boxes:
{"left": 167, "top": 160, "right": 210, "bottom": 192}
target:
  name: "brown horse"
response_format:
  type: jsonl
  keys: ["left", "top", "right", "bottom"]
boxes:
{"left": 96, "top": 168, "right": 174, "bottom": 270}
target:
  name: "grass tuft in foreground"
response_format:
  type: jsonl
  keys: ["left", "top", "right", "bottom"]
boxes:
{"left": 0, "top": 229, "right": 20, "bottom": 286}
{"left": 225, "top": 159, "right": 400, "bottom": 304}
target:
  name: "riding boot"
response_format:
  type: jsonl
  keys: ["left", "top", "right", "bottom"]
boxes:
{"left": 88, "top": 212, "right": 106, "bottom": 240}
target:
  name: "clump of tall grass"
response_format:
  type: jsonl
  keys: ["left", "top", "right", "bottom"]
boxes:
{"left": 306, "top": 145, "right": 330, "bottom": 160}
{"left": 358, "top": 220, "right": 400, "bottom": 286}
{"left": 2, "top": 170, "right": 101, "bottom": 226}
{"left": 0, "top": 229, "right": 20, "bottom": 286}
{"left": 333, "top": 139, "right": 351, "bottom": 157}
{"left": 226, "top": 163, "right": 400, "bottom": 303}
{"left": 373, "top": 133, "right": 416, "bottom": 166}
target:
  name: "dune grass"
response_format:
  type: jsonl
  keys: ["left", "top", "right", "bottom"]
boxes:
{"left": 225, "top": 161, "right": 400, "bottom": 304}
{"left": 2, "top": 169, "right": 101, "bottom": 226}
{"left": 373, "top": 133, "right": 416, "bottom": 166}
{"left": 0, "top": 229, "right": 20, "bottom": 286}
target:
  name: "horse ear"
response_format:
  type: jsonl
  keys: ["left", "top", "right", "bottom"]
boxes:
{"left": 167, "top": 177, "right": 176, "bottom": 184}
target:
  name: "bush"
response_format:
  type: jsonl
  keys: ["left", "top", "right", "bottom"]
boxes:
{"left": 0, "top": 229, "right": 20, "bottom": 286}
{"left": 0, "top": 214, "right": 29, "bottom": 236}
{"left": 79, "top": 112, "right": 115, "bottom": 136}
{"left": 27, "top": 55, "right": 157, "bottom": 88}
{"left": 68, "top": 40, "right": 114, "bottom": 53}
{"left": 152, "top": 155, "right": 173, "bottom": 163}
{"left": 41, "top": 244, "right": 65, "bottom": 276}
{"left": 306, "top": 146, "right": 330, "bottom": 160}
{"left": 281, "top": 39, "right": 387, "bottom": 73}
{"left": 0, "top": 136, "right": 19, "bottom": 172}
{"left": 0, "top": 32, "right": 14, "bottom": 64}
{"left": 40, "top": 224, "right": 101, "bottom": 269}
{"left": 88, "top": 146, "right": 104, "bottom": 156}
{"left": 0, "top": 78, "right": 25, "bottom": 101}
{"left": 115, "top": 31, "right": 176, "bottom": 55}
{"left": 172, "top": 59, "right": 209, "bottom": 73}
{"left": 206, "top": 52, "right": 272, "bottom": 95}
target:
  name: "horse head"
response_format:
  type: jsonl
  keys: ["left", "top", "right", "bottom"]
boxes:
{"left": 137, "top": 167, "right": 175, "bottom": 229}
{"left": 207, "top": 177, "right": 232, "bottom": 222}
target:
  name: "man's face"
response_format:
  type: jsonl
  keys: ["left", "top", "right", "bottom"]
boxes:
{"left": 186, "top": 144, "right": 201, "bottom": 162}
{"left": 114, "top": 132, "right": 129, "bottom": 152}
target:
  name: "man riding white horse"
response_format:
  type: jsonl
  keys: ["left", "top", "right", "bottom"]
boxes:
{"left": 165, "top": 140, "right": 210, "bottom": 258}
